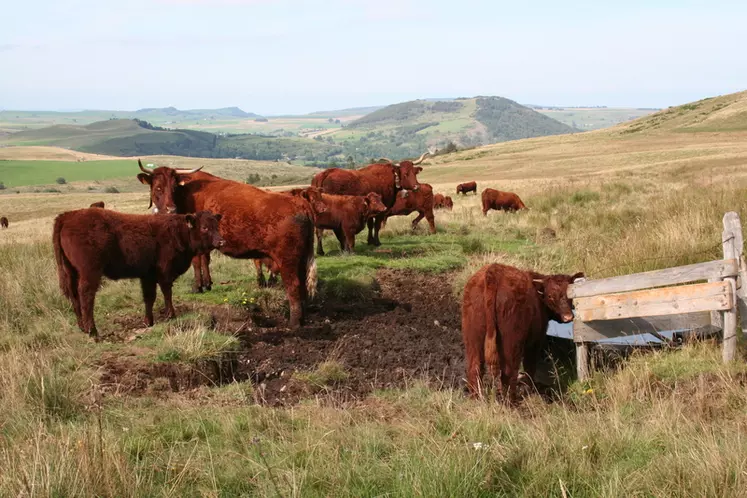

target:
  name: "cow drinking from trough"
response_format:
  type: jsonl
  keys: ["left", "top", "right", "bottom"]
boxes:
{"left": 379, "top": 183, "right": 436, "bottom": 234}
{"left": 461, "top": 264, "right": 584, "bottom": 401}
{"left": 137, "top": 161, "right": 317, "bottom": 329}
{"left": 456, "top": 181, "right": 477, "bottom": 195}
{"left": 53, "top": 208, "right": 224, "bottom": 340}
{"left": 311, "top": 152, "right": 431, "bottom": 247}
{"left": 481, "top": 188, "right": 527, "bottom": 215}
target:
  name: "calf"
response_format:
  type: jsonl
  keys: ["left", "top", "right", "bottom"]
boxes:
{"left": 456, "top": 181, "right": 477, "bottom": 195}
{"left": 315, "top": 192, "right": 387, "bottom": 255}
{"left": 481, "top": 188, "right": 527, "bottom": 215}
{"left": 380, "top": 183, "right": 436, "bottom": 234}
{"left": 433, "top": 194, "right": 453, "bottom": 210}
{"left": 53, "top": 208, "right": 224, "bottom": 340}
{"left": 461, "top": 264, "right": 583, "bottom": 401}
{"left": 89, "top": 201, "right": 105, "bottom": 208}
{"left": 0, "top": 217, "right": 8, "bottom": 229}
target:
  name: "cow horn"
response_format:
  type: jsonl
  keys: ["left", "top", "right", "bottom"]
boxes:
{"left": 376, "top": 158, "right": 393, "bottom": 164}
{"left": 138, "top": 159, "right": 151, "bottom": 174}
{"left": 532, "top": 278, "right": 544, "bottom": 283}
{"left": 411, "top": 152, "right": 431, "bottom": 165}
{"left": 174, "top": 166, "right": 203, "bottom": 174}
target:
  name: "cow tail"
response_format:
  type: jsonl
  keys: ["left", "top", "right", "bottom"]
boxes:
{"left": 483, "top": 268, "right": 500, "bottom": 378}
{"left": 301, "top": 214, "right": 317, "bottom": 299}
{"left": 53, "top": 215, "right": 75, "bottom": 301}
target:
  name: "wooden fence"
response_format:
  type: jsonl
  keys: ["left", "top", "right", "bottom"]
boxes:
{"left": 568, "top": 212, "right": 747, "bottom": 380}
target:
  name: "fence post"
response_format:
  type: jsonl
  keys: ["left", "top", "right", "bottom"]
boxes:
{"left": 576, "top": 342, "right": 591, "bottom": 381}
{"left": 722, "top": 212, "right": 742, "bottom": 362}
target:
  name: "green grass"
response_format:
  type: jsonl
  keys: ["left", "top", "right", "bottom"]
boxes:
{"left": 0, "top": 159, "right": 136, "bottom": 187}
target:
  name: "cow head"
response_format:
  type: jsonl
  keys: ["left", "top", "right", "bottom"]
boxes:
{"left": 364, "top": 192, "right": 387, "bottom": 218}
{"left": 532, "top": 272, "right": 585, "bottom": 323}
{"left": 445, "top": 196, "right": 454, "bottom": 210}
{"left": 286, "top": 186, "right": 328, "bottom": 216}
{"left": 379, "top": 152, "right": 430, "bottom": 191}
{"left": 137, "top": 160, "right": 203, "bottom": 214}
{"left": 186, "top": 211, "right": 225, "bottom": 252}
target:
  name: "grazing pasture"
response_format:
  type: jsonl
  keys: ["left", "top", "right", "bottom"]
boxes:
{"left": 2, "top": 110, "right": 747, "bottom": 495}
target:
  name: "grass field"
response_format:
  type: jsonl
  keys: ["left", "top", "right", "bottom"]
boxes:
{"left": 2, "top": 93, "right": 747, "bottom": 496}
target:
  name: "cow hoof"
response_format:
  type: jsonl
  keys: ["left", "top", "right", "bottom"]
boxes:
{"left": 205, "top": 284, "right": 212, "bottom": 291}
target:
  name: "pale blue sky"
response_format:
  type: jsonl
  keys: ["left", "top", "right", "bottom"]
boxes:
{"left": 1, "top": 0, "right": 744, "bottom": 114}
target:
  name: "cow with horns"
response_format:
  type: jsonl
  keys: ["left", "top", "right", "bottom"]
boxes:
{"left": 137, "top": 160, "right": 318, "bottom": 329}
{"left": 311, "top": 152, "right": 431, "bottom": 246}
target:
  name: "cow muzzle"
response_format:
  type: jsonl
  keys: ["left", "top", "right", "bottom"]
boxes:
{"left": 560, "top": 313, "right": 574, "bottom": 323}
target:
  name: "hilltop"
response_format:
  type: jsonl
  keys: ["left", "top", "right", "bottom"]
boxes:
{"left": 331, "top": 97, "right": 574, "bottom": 156}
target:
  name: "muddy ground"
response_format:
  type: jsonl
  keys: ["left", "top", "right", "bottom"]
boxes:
{"left": 100, "top": 269, "right": 577, "bottom": 406}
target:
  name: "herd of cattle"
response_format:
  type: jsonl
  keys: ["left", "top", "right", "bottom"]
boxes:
{"left": 47, "top": 152, "right": 582, "bottom": 400}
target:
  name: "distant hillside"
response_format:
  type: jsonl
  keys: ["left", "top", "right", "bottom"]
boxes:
{"left": 0, "top": 119, "right": 339, "bottom": 161}
{"left": 327, "top": 96, "right": 574, "bottom": 159}
{"left": 614, "top": 90, "right": 747, "bottom": 135}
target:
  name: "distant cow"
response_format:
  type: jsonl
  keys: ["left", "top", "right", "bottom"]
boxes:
{"left": 481, "top": 188, "right": 527, "bottom": 215}
{"left": 380, "top": 183, "right": 436, "bottom": 234}
{"left": 312, "top": 152, "right": 431, "bottom": 246}
{"left": 89, "top": 201, "right": 105, "bottom": 209}
{"left": 456, "top": 181, "right": 477, "bottom": 195}
{"left": 461, "top": 264, "right": 584, "bottom": 401}
{"left": 53, "top": 208, "right": 224, "bottom": 340}
{"left": 137, "top": 161, "right": 317, "bottom": 329}
{"left": 0, "top": 217, "right": 8, "bottom": 229}
{"left": 433, "top": 194, "right": 453, "bottom": 210}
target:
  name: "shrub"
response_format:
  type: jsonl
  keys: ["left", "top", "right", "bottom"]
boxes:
{"left": 0, "top": 182, "right": 5, "bottom": 190}
{"left": 55, "top": 177, "right": 66, "bottom": 185}
{"left": 104, "top": 186, "right": 120, "bottom": 194}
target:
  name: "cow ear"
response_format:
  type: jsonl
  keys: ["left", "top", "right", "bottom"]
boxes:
{"left": 414, "top": 166, "right": 423, "bottom": 174}
{"left": 178, "top": 175, "right": 190, "bottom": 187}
{"left": 185, "top": 214, "right": 196, "bottom": 228}
{"left": 214, "top": 213, "right": 222, "bottom": 222}
{"left": 137, "top": 174, "right": 152, "bottom": 186}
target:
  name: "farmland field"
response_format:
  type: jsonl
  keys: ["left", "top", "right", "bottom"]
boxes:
{"left": 2, "top": 95, "right": 747, "bottom": 495}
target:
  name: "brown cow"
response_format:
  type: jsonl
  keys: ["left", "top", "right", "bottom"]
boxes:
{"left": 137, "top": 161, "right": 317, "bottom": 329}
{"left": 433, "top": 194, "right": 453, "bottom": 211}
{"left": 456, "top": 181, "right": 477, "bottom": 195}
{"left": 311, "top": 152, "right": 430, "bottom": 246}
{"left": 89, "top": 201, "right": 105, "bottom": 208}
{"left": 481, "top": 188, "right": 527, "bottom": 215}
{"left": 53, "top": 208, "right": 224, "bottom": 340}
{"left": 380, "top": 184, "right": 436, "bottom": 234}
{"left": 315, "top": 192, "right": 387, "bottom": 255}
{"left": 0, "top": 217, "right": 8, "bottom": 228}
{"left": 461, "top": 264, "right": 584, "bottom": 401}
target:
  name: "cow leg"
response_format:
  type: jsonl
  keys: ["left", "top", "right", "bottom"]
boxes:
{"left": 426, "top": 211, "right": 436, "bottom": 234}
{"left": 521, "top": 341, "right": 542, "bottom": 391}
{"left": 279, "top": 265, "right": 304, "bottom": 329}
{"left": 253, "top": 259, "right": 267, "bottom": 288}
{"left": 366, "top": 218, "right": 375, "bottom": 245}
{"left": 316, "top": 228, "right": 325, "bottom": 256}
{"left": 191, "top": 255, "right": 204, "bottom": 293}
{"left": 333, "top": 227, "right": 346, "bottom": 253}
{"left": 465, "top": 342, "right": 485, "bottom": 399}
{"left": 411, "top": 212, "right": 424, "bottom": 231}
{"left": 268, "top": 270, "right": 279, "bottom": 287}
{"left": 343, "top": 225, "right": 356, "bottom": 253}
{"left": 370, "top": 215, "right": 384, "bottom": 246}
{"left": 202, "top": 252, "right": 212, "bottom": 291}
{"left": 78, "top": 274, "right": 101, "bottom": 340}
{"left": 140, "top": 277, "right": 158, "bottom": 327}
{"left": 159, "top": 280, "right": 177, "bottom": 320}
{"left": 500, "top": 341, "right": 524, "bottom": 405}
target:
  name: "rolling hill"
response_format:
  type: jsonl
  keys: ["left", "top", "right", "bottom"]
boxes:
{"left": 326, "top": 96, "right": 575, "bottom": 159}
{"left": 0, "top": 119, "right": 339, "bottom": 161}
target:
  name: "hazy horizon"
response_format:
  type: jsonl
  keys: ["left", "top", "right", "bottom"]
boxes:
{"left": 2, "top": 0, "right": 745, "bottom": 115}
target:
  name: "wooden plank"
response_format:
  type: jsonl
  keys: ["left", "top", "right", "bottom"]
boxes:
{"left": 576, "top": 343, "right": 591, "bottom": 381}
{"left": 722, "top": 212, "right": 741, "bottom": 363}
{"left": 574, "top": 281, "right": 733, "bottom": 322}
{"left": 709, "top": 276, "right": 724, "bottom": 331}
{"left": 738, "top": 256, "right": 747, "bottom": 336}
{"left": 573, "top": 312, "right": 716, "bottom": 343}
{"left": 567, "top": 259, "right": 738, "bottom": 299}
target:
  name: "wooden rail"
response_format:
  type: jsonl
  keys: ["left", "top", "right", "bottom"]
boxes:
{"left": 569, "top": 212, "right": 746, "bottom": 380}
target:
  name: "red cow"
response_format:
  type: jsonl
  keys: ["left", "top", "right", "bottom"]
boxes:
{"left": 315, "top": 192, "right": 387, "bottom": 255}
{"left": 481, "top": 188, "right": 527, "bottom": 215}
{"left": 456, "top": 181, "right": 477, "bottom": 195}
{"left": 0, "top": 217, "right": 8, "bottom": 228}
{"left": 380, "top": 183, "right": 436, "bottom": 234}
{"left": 137, "top": 161, "right": 317, "bottom": 329}
{"left": 53, "top": 208, "right": 224, "bottom": 340}
{"left": 311, "top": 152, "right": 431, "bottom": 246}
{"left": 89, "top": 201, "right": 105, "bottom": 208}
{"left": 461, "top": 264, "right": 584, "bottom": 401}
{"left": 433, "top": 193, "right": 453, "bottom": 211}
